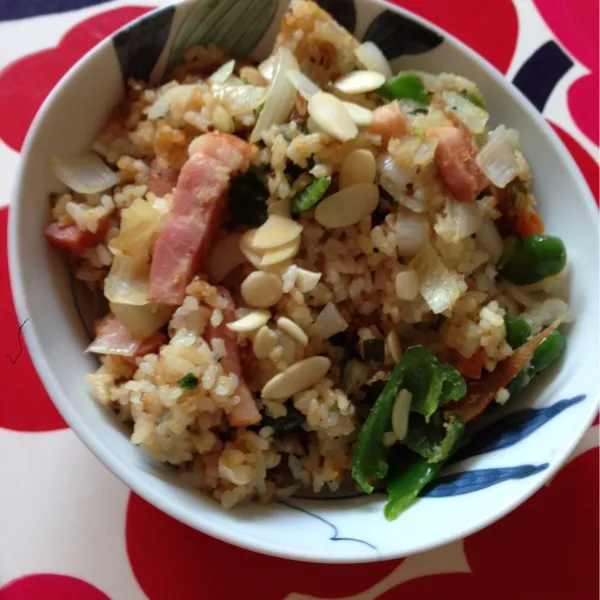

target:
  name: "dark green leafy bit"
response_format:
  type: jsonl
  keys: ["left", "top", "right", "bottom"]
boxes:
{"left": 378, "top": 72, "right": 430, "bottom": 104}
{"left": 228, "top": 170, "right": 268, "bottom": 226}
{"left": 259, "top": 401, "right": 305, "bottom": 434}
{"left": 402, "top": 412, "right": 464, "bottom": 463}
{"left": 499, "top": 235, "right": 567, "bottom": 285}
{"left": 361, "top": 339, "right": 385, "bottom": 362}
{"left": 410, "top": 107, "right": 429, "bottom": 115}
{"left": 460, "top": 90, "right": 486, "bottom": 109}
{"left": 504, "top": 315, "right": 532, "bottom": 349}
{"left": 291, "top": 176, "right": 331, "bottom": 215}
{"left": 351, "top": 346, "right": 466, "bottom": 493}
{"left": 178, "top": 373, "right": 199, "bottom": 390}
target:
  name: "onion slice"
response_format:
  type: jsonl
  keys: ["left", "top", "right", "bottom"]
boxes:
{"left": 208, "top": 59, "right": 235, "bottom": 83}
{"left": 50, "top": 154, "right": 120, "bottom": 194}
{"left": 476, "top": 127, "right": 521, "bottom": 188}
{"left": 286, "top": 70, "right": 320, "bottom": 100}
{"left": 250, "top": 47, "right": 299, "bottom": 143}
{"left": 354, "top": 42, "right": 392, "bottom": 78}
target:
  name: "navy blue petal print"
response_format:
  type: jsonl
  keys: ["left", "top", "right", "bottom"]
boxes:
{"left": 424, "top": 463, "right": 549, "bottom": 497}
{"left": 113, "top": 7, "right": 175, "bottom": 84}
{"left": 363, "top": 10, "right": 443, "bottom": 59}
{"left": 317, "top": 0, "right": 356, "bottom": 33}
{"left": 0, "top": 0, "right": 112, "bottom": 21}
{"left": 281, "top": 502, "right": 378, "bottom": 551}
{"left": 512, "top": 40, "right": 573, "bottom": 112}
{"left": 452, "top": 395, "right": 586, "bottom": 463}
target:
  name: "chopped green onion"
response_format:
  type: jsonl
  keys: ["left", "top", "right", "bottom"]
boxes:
{"left": 291, "top": 176, "right": 331, "bottom": 215}
{"left": 460, "top": 90, "right": 486, "bottom": 109}
{"left": 178, "top": 373, "right": 199, "bottom": 390}
{"left": 378, "top": 72, "right": 430, "bottom": 104}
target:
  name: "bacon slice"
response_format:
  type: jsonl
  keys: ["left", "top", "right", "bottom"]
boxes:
{"left": 206, "top": 287, "right": 260, "bottom": 427}
{"left": 146, "top": 158, "right": 179, "bottom": 197}
{"left": 148, "top": 134, "right": 255, "bottom": 306}
{"left": 46, "top": 220, "right": 108, "bottom": 257}
{"left": 429, "top": 126, "right": 487, "bottom": 203}
{"left": 368, "top": 102, "right": 410, "bottom": 149}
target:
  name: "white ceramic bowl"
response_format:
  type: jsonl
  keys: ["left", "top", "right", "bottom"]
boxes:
{"left": 9, "top": 0, "right": 599, "bottom": 563}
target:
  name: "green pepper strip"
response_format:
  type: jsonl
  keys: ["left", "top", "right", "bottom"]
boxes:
{"left": 352, "top": 346, "right": 466, "bottom": 493}
{"left": 378, "top": 72, "right": 430, "bottom": 104}
{"left": 291, "top": 176, "right": 331, "bottom": 215}
{"left": 499, "top": 234, "right": 567, "bottom": 285}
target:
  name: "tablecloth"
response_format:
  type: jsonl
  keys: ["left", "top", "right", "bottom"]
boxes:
{"left": 0, "top": 1, "right": 598, "bottom": 598}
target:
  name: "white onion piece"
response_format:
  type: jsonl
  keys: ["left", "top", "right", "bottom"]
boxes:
{"left": 476, "top": 218, "right": 504, "bottom": 263}
{"left": 208, "top": 59, "right": 235, "bottom": 83}
{"left": 442, "top": 91, "right": 489, "bottom": 135}
{"left": 210, "top": 83, "right": 266, "bottom": 116}
{"left": 286, "top": 70, "right": 320, "bottom": 100}
{"left": 147, "top": 84, "right": 195, "bottom": 120}
{"left": 87, "top": 332, "right": 138, "bottom": 357}
{"left": 377, "top": 153, "right": 426, "bottom": 213}
{"left": 410, "top": 245, "right": 462, "bottom": 314}
{"left": 50, "top": 154, "right": 120, "bottom": 194}
{"left": 110, "top": 302, "right": 172, "bottom": 339}
{"left": 395, "top": 211, "right": 429, "bottom": 255}
{"left": 258, "top": 54, "right": 277, "bottom": 82}
{"left": 315, "top": 302, "right": 348, "bottom": 339}
{"left": 476, "top": 127, "right": 520, "bottom": 188}
{"left": 446, "top": 200, "right": 482, "bottom": 241}
{"left": 250, "top": 47, "right": 299, "bottom": 143}
{"left": 354, "top": 42, "right": 392, "bottom": 78}
{"left": 391, "top": 389, "right": 412, "bottom": 440}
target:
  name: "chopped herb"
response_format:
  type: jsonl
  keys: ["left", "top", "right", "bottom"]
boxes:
{"left": 178, "top": 373, "right": 199, "bottom": 390}
{"left": 291, "top": 176, "right": 331, "bottom": 215}
{"left": 228, "top": 170, "right": 269, "bottom": 226}
{"left": 259, "top": 400, "right": 305, "bottom": 434}
{"left": 241, "top": 77, "right": 250, "bottom": 85}
{"left": 460, "top": 90, "right": 486, "bottom": 109}
{"left": 410, "top": 107, "right": 429, "bottom": 115}
{"left": 361, "top": 339, "right": 385, "bottom": 362}
{"left": 299, "top": 124, "right": 310, "bottom": 135}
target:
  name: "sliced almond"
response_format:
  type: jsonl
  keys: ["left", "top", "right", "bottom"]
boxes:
{"left": 342, "top": 101, "right": 374, "bottom": 126}
{"left": 307, "top": 92, "right": 358, "bottom": 142}
{"left": 241, "top": 271, "right": 284, "bottom": 309}
{"left": 386, "top": 330, "right": 402, "bottom": 363}
{"left": 276, "top": 317, "right": 309, "bottom": 346}
{"left": 251, "top": 214, "right": 303, "bottom": 250}
{"left": 340, "top": 149, "right": 376, "bottom": 189}
{"left": 260, "top": 237, "right": 301, "bottom": 266}
{"left": 391, "top": 389, "right": 412, "bottom": 440}
{"left": 239, "top": 235, "right": 264, "bottom": 268}
{"left": 333, "top": 70, "right": 386, "bottom": 95}
{"left": 295, "top": 268, "right": 321, "bottom": 293}
{"left": 261, "top": 356, "right": 331, "bottom": 399}
{"left": 253, "top": 325, "right": 279, "bottom": 359}
{"left": 314, "top": 182, "right": 379, "bottom": 229}
{"left": 226, "top": 310, "right": 270, "bottom": 333}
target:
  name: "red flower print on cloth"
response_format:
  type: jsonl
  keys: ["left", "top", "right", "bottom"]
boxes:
{"left": 534, "top": 0, "right": 598, "bottom": 145}
{"left": 0, "top": 6, "right": 153, "bottom": 153}
{"left": 394, "top": 0, "right": 518, "bottom": 73}
{"left": 0, "top": 208, "right": 66, "bottom": 432}
{"left": 125, "top": 493, "right": 401, "bottom": 600}
{"left": 380, "top": 448, "right": 599, "bottom": 600}
{"left": 0, "top": 574, "right": 110, "bottom": 600}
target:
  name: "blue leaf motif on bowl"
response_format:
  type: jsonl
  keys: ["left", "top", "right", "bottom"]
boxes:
{"left": 451, "top": 395, "right": 587, "bottom": 463}
{"left": 362, "top": 9, "right": 443, "bottom": 59}
{"left": 316, "top": 0, "right": 357, "bottom": 33}
{"left": 113, "top": 7, "right": 176, "bottom": 84}
{"left": 168, "top": 0, "right": 279, "bottom": 70}
{"left": 423, "top": 463, "right": 550, "bottom": 497}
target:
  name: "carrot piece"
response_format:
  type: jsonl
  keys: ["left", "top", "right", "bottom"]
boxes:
{"left": 455, "top": 348, "right": 484, "bottom": 380}
{"left": 451, "top": 319, "right": 563, "bottom": 423}
{"left": 516, "top": 209, "right": 545, "bottom": 237}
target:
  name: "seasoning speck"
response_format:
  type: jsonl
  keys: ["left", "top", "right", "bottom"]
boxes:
{"left": 178, "top": 373, "right": 199, "bottom": 390}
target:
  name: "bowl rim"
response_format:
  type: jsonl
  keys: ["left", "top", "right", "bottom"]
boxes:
{"left": 8, "top": 0, "right": 600, "bottom": 563}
